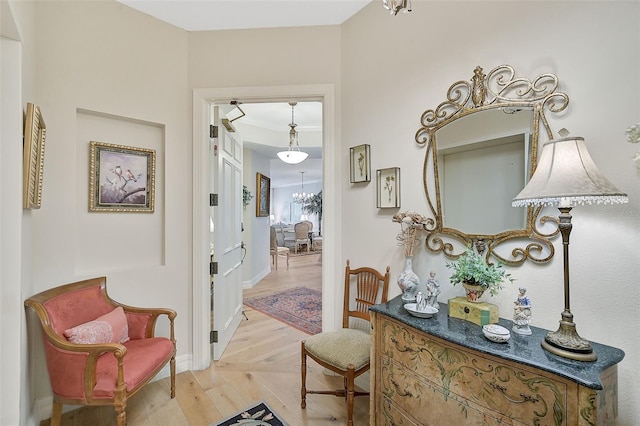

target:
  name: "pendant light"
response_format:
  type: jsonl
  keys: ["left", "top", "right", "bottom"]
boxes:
{"left": 277, "top": 102, "right": 308, "bottom": 164}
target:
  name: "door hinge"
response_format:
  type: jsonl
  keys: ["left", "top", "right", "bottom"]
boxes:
{"left": 210, "top": 330, "right": 218, "bottom": 344}
{"left": 210, "top": 193, "right": 218, "bottom": 206}
{"left": 210, "top": 261, "right": 218, "bottom": 275}
{"left": 210, "top": 124, "right": 218, "bottom": 139}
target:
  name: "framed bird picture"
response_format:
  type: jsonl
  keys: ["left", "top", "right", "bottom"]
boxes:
{"left": 89, "top": 141, "right": 156, "bottom": 213}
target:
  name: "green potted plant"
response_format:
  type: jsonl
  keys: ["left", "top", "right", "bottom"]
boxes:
{"left": 302, "top": 190, "right": 322, "bottom": 235}
{"left": 446, "top": 245, "right": 513, "bottom": 302}
{"left": 242, "top": 185, "right": 254, "bottom": 211}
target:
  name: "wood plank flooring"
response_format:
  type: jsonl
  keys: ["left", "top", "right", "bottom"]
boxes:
{"left": 44, "top": 253, "right": 371, "bottom": 425}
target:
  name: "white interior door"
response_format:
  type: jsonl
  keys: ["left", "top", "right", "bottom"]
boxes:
{"left": 210, "top": 106, "right": 244, "bottom": 360}
{"left": 192, "top": 85, "right": 336, "bottom": 371}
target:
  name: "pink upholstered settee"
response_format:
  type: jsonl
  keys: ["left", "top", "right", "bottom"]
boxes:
{"left": 24, "top": 276, "right": 176, "bottom": 426}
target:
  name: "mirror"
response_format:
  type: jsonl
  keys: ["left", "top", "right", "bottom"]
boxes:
{"left": 438, "top": 109, "right": 531, "bottom": 234}
{"left": 415, "top": 65, "right": 567, "bottom": 265}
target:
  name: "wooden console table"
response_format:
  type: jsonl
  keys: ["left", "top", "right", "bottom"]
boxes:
{"left": 370, "top": 296, "right": 624, "bottom": 425}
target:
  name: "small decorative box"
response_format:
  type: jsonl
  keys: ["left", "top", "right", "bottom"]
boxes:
{"left": 448, "top": 297, "right": 499, "bottom": 326}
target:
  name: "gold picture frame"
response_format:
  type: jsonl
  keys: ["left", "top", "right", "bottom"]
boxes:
{"left": 89, "top": 141, "right": 155, "bottom": 213}
{"left": 256, "top": 172, "right": 270, "bottom": 217}
{"left": 23, "top": 103, "right": 47, "bottom": 209}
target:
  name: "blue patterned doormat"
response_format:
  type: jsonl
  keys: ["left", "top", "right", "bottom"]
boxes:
{"left": 212, "top": 401, "right": 287, "bottom": 426}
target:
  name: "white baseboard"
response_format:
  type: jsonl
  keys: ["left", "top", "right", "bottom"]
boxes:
{"left": 242, "top": 266, "right": 270, "bottom": 289}
{"left": 33, "top": 353, "right": 192, "bottom": 424}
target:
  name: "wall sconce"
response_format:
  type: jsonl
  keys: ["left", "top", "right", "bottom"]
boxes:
{"left": 513, "top": 136, "right": 628, "bottom": 361}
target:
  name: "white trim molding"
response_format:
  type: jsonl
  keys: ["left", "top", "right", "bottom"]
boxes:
{"left": 192, "top": 84, "right": 338, "bottom": 370}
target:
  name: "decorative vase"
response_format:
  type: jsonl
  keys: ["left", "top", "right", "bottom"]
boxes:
{"left": 462, "top": 282, "right": 486, "bottom": 302}
{"left": 398, "top": 256, "right": 420, "bottom": 301}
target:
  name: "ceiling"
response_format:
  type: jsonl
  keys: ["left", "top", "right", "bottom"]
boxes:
{"left": 117, "top": 0, "right": 372, "bottom": 32}
{"left": 236, "top": 102, "right": 323, "bottom": 188}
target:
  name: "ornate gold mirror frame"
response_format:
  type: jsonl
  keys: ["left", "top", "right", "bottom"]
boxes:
{"left": 415, "top": 65, "right": 568, "bottom": 266}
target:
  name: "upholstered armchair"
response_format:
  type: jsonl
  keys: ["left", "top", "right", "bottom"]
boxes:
{"left": 24, "top": 276, "right": 176, "bottom": 426}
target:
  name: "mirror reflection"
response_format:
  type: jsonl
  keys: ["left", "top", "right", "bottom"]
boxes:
{"left": 437, "top": 109, "right": 531, "bottom": 235}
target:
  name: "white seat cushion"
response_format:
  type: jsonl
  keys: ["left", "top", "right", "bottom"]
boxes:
{"left": 304, "top": 328, "right": 370, "bottom": 371}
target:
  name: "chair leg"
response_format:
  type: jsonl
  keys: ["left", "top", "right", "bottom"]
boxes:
{"left": 286, "top": 253, "right": 289, "bottom": 270}
{"left": 274, "top": 252, "right": 278, "bottom": 270}
{"left": 346, "top": 365, "right": 356, "bottom": 426}
{"left": 170, "top": 355, "right": 176, "bottom": 398}
{"left": 50, "top": 400, "right": 63, "bottom": 426}
{"left": 301, "top": 341, "right": 307, "bottom": 409}
{"left": 114, "top": 400, "right": 126, "bottom": 426}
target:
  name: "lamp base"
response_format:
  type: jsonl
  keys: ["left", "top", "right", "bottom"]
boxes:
{"left": 541, "top": 310, "right": 597, "bottom": 362}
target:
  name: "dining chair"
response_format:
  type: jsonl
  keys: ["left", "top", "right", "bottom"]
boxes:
{"left": 270, "top": 226, "right": 290, "bottom": 270}
{"left": 301, "top": 260, "right": 390, "bottom": 426}
{"left": 294, "top": 221, "right": 311, "bottom": 254}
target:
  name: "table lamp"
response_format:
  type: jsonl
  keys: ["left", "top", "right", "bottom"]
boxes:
{"left": 512, "top": 136, "right": 628, "bottom": 361}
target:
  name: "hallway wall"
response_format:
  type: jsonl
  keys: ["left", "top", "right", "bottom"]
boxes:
{"left": 340, "top": 2, "right": 640, "bottom": 422}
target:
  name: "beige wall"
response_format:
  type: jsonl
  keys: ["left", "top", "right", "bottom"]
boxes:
{"left": 341, "top": 2, "right": 640, "bottom": 422}
{"left": 4, "top": 0, "right": 639, "bottom": 424}
{"left": 188, "top": 26, "right": 342, "bottom": 89}
{"left": 14, "top": 1, "right": 191, "bottom": 421}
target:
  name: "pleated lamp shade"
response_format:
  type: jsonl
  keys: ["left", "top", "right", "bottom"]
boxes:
{"left": 512, "top": 137, "right": 628, "bottom": 207}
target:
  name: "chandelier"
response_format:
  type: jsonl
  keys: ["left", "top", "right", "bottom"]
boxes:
{"left": 382, "top": 0, "right": 412, "bottom": 15}
{"left": 277, "top": 102, "right": 308, "bottom": 165}
{"left": 293, "top": 171, "right": 314, "bottom": 204}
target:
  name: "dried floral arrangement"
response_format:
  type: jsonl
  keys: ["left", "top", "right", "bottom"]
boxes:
{"left": 392, "top": 210, "right": 428, "bottom": 257}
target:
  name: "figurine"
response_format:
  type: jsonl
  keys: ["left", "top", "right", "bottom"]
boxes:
{"left": 425, "top": 271, "right": 441, "bottom": 309}
{"left": 416, "top": 291, "right": 428, "bottom": 312}
{"left": 512, "top": 286, "right": 532, "bottom": 335}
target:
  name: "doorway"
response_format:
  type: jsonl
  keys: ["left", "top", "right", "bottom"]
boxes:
{"left": 192, "top": 84, "right": 339, "bottom": 369}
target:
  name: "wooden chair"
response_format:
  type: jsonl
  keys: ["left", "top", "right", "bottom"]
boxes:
{"left": 270, "top": 225, "right": 290, "bottom": 270}
{"left": 294, "top": 221, "right": 311, "bottom": 254}
{"left": 301, "top": 260, "right": 390, "bottom": 426}
{"left": 24, "top": 277, "right": 176, "bottom": 426}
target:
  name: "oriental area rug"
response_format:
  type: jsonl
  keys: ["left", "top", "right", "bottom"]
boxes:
{"left": 212, "top": 401, "right": 287, "bottom": 426}
{"left": 244, "top": 286, "right": 321, "bottom": 335}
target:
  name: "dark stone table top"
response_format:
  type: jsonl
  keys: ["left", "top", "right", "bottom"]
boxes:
{"left": 370, "top": 295, "right": 625, "bottom": 390}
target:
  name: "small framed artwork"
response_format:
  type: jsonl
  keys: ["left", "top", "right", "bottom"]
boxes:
{"left": 350, "top": 144, "right": 371, "bottom": 183}
{"left": 89, "top": 141, "right": 155, "bottom": 213}
{"left": 23, "top": 103, "right": 47, "bottom": 209}
{"left": 376, "top": 167, "right": 401, "bottom": 208}
{"left": 256, "top": 172, "right": 271, "bottom": 217}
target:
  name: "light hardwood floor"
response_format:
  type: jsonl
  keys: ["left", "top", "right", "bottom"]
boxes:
{"left": 44, "top": 253, "right": 371, "bottom": 425}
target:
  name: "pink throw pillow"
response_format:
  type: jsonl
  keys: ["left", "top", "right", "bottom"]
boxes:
{"left": 64, "top": 306, "right": 130, "bottom": 344}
